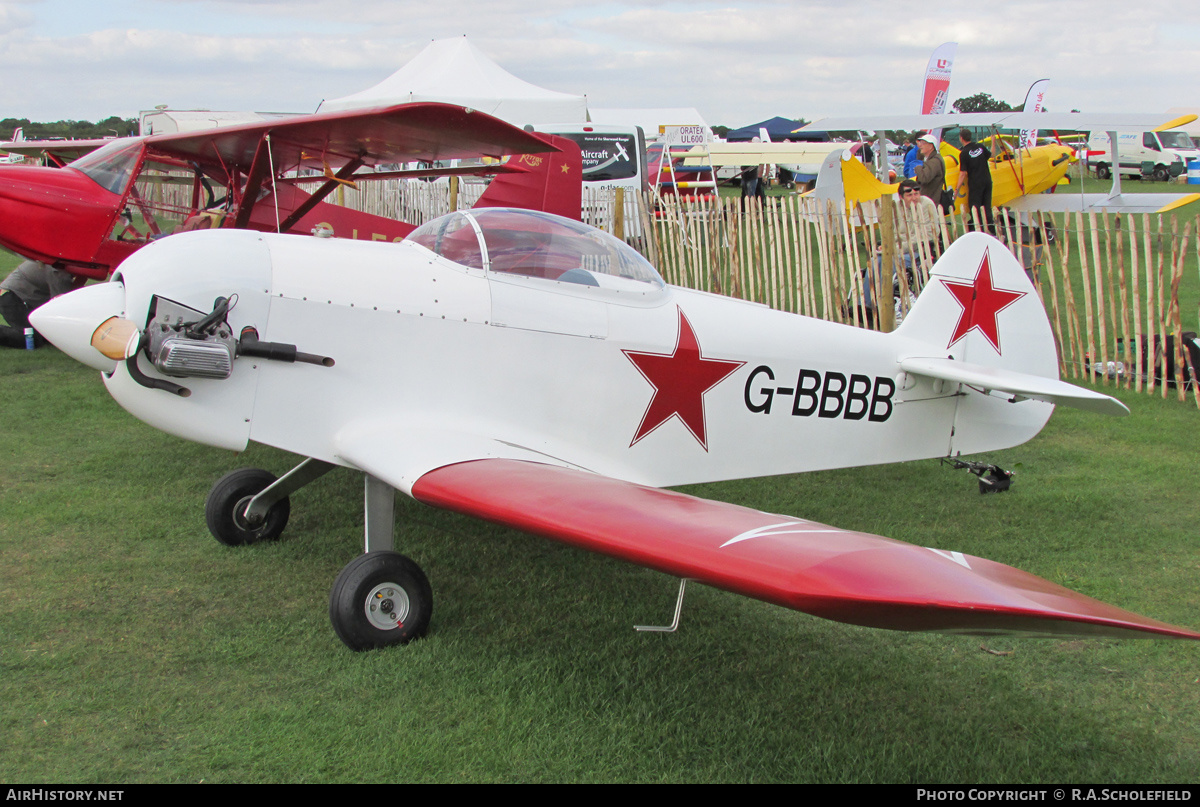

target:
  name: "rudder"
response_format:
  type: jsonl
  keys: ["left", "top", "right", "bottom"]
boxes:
{"left": 473, "top": 133, "right": 583, "bottom": 220}
{"left": 895, "top": 232, "right": 1063, "bottom": 455}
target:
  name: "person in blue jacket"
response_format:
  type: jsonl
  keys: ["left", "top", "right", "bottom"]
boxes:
{"left": 903, "top": 133, "right": 923, "bottom": 179}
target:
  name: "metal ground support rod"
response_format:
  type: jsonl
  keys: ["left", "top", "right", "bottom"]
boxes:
{"left": 635, "top": 579, "right": 690, "bottom": 633}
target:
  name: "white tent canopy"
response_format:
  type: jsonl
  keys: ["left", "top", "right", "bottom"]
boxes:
{"left": 318, "top": 37, "right": 588, "bottom": 127}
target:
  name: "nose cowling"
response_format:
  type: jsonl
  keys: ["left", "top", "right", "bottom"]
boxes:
{"left": 29, "top": 281, "right": 127, "bottom": 372}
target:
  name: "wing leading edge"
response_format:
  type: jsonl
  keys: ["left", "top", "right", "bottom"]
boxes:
{"left": 410, "top": 458, "right": 1198, "bottom": 640}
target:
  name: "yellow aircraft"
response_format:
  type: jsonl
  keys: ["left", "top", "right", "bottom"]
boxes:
{"left": 808, "top": 137, "right": 1073, "bottom": 219}
{"left": 946, "top": 138, "right": 1075, "bottom": 211}
{"left": 802, "top": 111, "right": 1200, "bottom": 215}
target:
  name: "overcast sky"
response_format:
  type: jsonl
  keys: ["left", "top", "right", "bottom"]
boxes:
{"left": 0, "top": 0, "right": 1195, "bottom": 128}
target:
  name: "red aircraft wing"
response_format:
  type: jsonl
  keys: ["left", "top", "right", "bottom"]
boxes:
{"left": 145, "top": 102, "right": 558, "bottom": 178}
{"left": 411, "top": 459, "right": 1200, "bottom": 640}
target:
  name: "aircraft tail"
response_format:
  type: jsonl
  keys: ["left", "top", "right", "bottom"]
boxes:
{"left": 473, "top": 133, "right": 583, "bottom": 220}
{"left": 895, "top": 233, "right": 1124, "bottom": 455}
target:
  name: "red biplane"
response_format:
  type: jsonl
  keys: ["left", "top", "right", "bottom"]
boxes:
{"left": 0, "top": 103, "right": 581, "bottom": 280}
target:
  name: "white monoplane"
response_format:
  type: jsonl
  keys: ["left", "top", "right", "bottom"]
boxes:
{"left": 32, "top": 207, "right": 1200, "bottom": 650}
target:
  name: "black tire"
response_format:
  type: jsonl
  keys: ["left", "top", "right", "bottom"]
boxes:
{"left": 1095, "top": 164, "right": 1110, "bottom": 180}
{"left": 204, "top": 468, "right": 290, "bottom": 546}
{"left": 1153, "top": 165, "right": 1170, "bottom": 182}
{"left": 329, "top": 551, "right": 432, "bottom": 651}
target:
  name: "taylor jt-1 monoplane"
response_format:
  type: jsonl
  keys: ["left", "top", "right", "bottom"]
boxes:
{"left": 31, "top": 206, "right": 1200, "bottom": 650}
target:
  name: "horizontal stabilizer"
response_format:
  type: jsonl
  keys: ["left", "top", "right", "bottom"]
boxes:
{"left": 681, "top": 142, "right": 843, "bottom": 167}
{"left": 412, "top": 459, "right": 1195, "bottom": 640}
{"left": 1008, "top": 192, "right": 1200, "bottom": 215}
{"left": 900, "top": 356, "right": 1128, "bottom": 416}
{"left": 801, "top": 112, "right": 1197, "bottom": 134}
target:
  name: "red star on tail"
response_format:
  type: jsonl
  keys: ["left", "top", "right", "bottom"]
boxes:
{"left": 940, "top": 250, "right": 1026, "bottom": 354}
{"left": 624, "top": 308, "right": 744, "bottom": 450}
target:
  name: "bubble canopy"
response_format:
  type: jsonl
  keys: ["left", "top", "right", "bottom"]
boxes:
{"left": 405, "top": 208, "right": 664, "bottom": 290}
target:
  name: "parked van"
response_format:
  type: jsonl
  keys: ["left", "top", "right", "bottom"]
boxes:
{"left": 1086, "top": 130, "right": 1200, "bottom": 182}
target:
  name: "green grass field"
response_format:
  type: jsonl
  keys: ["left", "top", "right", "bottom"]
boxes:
{"left": 2, "top": 340, "right": 1198, "bottom": 783}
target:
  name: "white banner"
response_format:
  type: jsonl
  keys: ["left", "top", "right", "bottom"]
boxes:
{"left": 921, "top": 42, "right": 957, "bottom": 116}
{"left": 1020, "top": 79, "right": 1050, "bottom": 150}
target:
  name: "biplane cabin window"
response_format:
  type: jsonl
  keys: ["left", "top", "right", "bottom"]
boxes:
{"left": 124, "top": 157, "right": 209, "bottom": 238}
{"left": 71, "top": 142, "right": 209, "bottom": 242}
{"left": 405, "top": 208, "right": 664, "bottom": 291}
{"left": 69, "top": 139, "right": 144, "bottom": 196}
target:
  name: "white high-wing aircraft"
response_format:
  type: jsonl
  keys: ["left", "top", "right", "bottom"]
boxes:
{"left": 32, "top": 208, "right": 1200, "bottom": 650}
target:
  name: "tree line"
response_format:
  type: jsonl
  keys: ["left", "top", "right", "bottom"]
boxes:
{"left": 0, "top": 116, "right": 138, "bottom": 140}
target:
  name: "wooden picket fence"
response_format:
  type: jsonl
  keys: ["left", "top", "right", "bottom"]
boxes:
{"left": 638, "top": 192, "right": 1200, "bottom": 408}
{"left": 336, "top": 178, "right": 1200, "bottom": 408}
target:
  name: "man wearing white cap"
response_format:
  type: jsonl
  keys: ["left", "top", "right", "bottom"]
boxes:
{"left": 913, "top": 133, "right": 946, "bottom": 206}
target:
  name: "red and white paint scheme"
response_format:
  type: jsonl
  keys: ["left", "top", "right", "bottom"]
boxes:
{"left": 32, "top": 209, "right": 1199, "bottom": 650}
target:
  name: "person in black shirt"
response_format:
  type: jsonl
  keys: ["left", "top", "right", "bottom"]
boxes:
{"left": 955, "top": 128, "right": 994, "bottom": 233}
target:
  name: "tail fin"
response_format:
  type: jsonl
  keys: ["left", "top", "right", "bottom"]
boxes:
{"left": 473, "top": 133, "right": 583, "bottom": 220}
{"left": 896, "top": 233, "right": 1124, "bottom": 455}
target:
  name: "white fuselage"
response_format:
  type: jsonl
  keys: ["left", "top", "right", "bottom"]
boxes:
{"left": 89, "top": 227, "right": 1051, "bottom": 492}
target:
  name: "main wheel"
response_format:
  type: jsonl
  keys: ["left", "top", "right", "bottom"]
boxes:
{"left": 1096, "top": 163, "right": 1111, "bottom": 180}
{"left": 1153, "top": 165, "right": 1170, "bottom": 182}
{"left": 329, "top": 551, "right": 432, "bottom": 651}
{"left": 205, "top": 468, "right": 290, "bottom": 546}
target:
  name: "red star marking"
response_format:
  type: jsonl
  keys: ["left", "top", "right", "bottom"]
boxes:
{"left": 940, "top": 250, "right": 1026, "bottom": 354}
{"left": 623, "top": 308, "right": 744, "bottom": 450}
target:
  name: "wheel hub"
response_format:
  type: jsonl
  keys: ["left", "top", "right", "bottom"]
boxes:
{"left": 232, "top": 495, "right": 264, "bottom": 530}
{"left": 365, "top": 583, "right": 410, "bottom": 631}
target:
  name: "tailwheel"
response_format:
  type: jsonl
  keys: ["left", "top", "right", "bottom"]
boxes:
{"left": 329, "top": 551, "right": 432, "bottom": 651}
{"left": 205, "top": 468, "right": 290, "bottom": 546}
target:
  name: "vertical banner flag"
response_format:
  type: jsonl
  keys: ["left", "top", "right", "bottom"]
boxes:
{"left": 1020, "top": 79, "right": 1050, "bottom": 150}
{"left": 921, "top": 42, "right": 957, "bottom": 116}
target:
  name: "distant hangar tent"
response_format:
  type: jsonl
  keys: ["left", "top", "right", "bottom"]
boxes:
{"left": 318, "top": 36, "right": 588, "bottom": 127}
{"left": 726, "top": 117, "right": 828, "bottom": 142}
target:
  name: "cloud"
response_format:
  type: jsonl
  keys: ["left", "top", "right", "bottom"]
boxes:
{"left": 0, "top": 1, "right": 1194, "bottom": 126}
